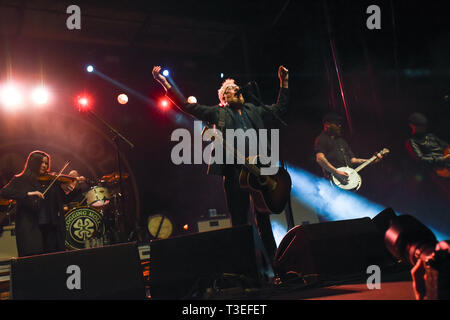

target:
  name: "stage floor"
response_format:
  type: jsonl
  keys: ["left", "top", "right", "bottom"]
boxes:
{"left": 272, "top": 280, "right": 414, "bottom": 300}
{"left": 264, "top": 268, "right": 416, "bottom": 300}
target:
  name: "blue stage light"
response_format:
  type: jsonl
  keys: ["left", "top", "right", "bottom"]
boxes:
{"left": 162, "top": 69, "right": 169, "bottom": 77}
{"left": 86, "top": 65, "right": 94, "bottom": 73}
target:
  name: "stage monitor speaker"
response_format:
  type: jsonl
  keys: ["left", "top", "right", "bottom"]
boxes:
{"left": 10, "top": 242, "right": 146, "bottom": 300}
{"left": 273, "top": 217, "right": 387, "bottom": 278}
{"left": 149, "top": 225, "right": 273, "bottom": 299}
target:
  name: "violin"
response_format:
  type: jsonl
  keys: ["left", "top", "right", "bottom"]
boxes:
{"left": 38, "top": 172, "right": 81, "bottom": 184}
{"left": 37, "top": 161, "right": 87, "bottom": 196}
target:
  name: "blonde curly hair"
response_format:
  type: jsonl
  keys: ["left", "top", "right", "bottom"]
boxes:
{"left": 217, "top": 78, "right": 238, "bottom": 106}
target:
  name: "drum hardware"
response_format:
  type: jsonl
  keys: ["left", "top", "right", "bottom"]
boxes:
{"left": 147, "top": 214, "right": 173, "bottom": 239}
{"left": 100, "top": 172, "right": 129, "bottom": 184}
{"left": 83, "top": 109, "right": 134, "bottom": 242}
{"left": 61, "top": 168, "right": 130, "bottom": 249}
{"left": 84, "top": 185, "right": 111, "bottom": 208}
{"left": 0, "top": 200, "right": 17, "bottom": 227}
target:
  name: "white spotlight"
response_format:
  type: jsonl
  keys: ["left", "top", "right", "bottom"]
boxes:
{"left": 31, "top": 86, "right": 49, "bottom": 105}
{"left": 117, "top": 93, "right": 128, "bottom": 105}
{"left": 86, "top": 65, "right": 94, "bottom": 73}
{"left": 187, "top": 96, "right": 197, "bottom": 104}
{"left": 0, "top": 84, "right": 23, "bottom": 110}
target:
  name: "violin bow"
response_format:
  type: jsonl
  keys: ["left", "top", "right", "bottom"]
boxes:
{"left": 42, "top": 161, "right": 70, "bottom": 196}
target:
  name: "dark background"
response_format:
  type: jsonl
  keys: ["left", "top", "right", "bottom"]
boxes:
{"left": 0, "top": 0, "right": 448, "bottom": 239}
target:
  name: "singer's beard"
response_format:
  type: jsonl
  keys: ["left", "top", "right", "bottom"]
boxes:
{"left": 228, "top": 95, "right": 245, "bottom": 109}
{"left": 228, "top": 102, "right": 244, "bottom": 109}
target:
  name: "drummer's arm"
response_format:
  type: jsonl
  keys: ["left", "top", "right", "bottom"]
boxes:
{"left": 61, "top": 171, "right": 89, "bottom": 199}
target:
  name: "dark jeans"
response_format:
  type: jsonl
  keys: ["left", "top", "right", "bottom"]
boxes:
{"left": 16, "top": 223, "right": 62, "bottom": 257}
{"left": 40, "top": 224, "right": 60, "bottom": 254}
{"left": 223, "top": 167, "right": 277, "bottom": 264}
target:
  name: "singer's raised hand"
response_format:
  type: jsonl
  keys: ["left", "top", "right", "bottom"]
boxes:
{"left": 152, "top": 66, "right": 171, "bottom": 90}
{"left": 278, "top": 66, "right": 289, "bottom": 88}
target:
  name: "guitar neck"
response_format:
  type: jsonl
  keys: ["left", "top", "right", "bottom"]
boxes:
{"left": 354, "top": 155, "right": 377, "bottom": 173}
{"left": 216, "top": 133, "right": 262, "bottom": 177}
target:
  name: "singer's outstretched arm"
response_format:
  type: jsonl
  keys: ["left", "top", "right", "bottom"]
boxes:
{"left": 152, "top": 66, "right": 219, "bottom": 124}
{"left": 257, "top": 66, "right": 289, "bottom": 121}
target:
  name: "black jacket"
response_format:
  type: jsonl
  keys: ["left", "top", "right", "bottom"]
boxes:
{"left": 406, "top": 133, "right": 448, "bottom": 168}
{"left": 0, "top": 175, "right": 78, "bottom": 256}
{"left": 166, "top": 86, "right": 289, "bottom": 176}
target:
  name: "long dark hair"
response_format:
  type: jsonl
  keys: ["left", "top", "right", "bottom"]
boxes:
{"left": 16, "top": 150, "right": 51, "bottom": 179}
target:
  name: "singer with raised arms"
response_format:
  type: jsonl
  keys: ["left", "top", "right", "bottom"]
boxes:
{"left": 152, "top": 65, "right": 289, "bottom": 265}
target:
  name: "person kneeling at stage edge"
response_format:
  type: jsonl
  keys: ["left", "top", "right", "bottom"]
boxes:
{"left": 405, "top": 112, "right": 449, "bottom": 177}
{"left": 0, "top": 151, "right": 86, "bottom": 257}
{"left": 152, "top": 65, "right": 289, "bottom": 265}
{"left": 404, "top": 112, "right": 449, "bottom": 227}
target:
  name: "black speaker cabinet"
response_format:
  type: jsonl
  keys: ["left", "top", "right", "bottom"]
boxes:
{"left": 149, "top": 225, "right": 273, "bottom": 299}
{"left": 10, "top": 242, "right": 146, "bottom": 299}
{"left": 273, "top": 218, "right": 387, "bottom": 278}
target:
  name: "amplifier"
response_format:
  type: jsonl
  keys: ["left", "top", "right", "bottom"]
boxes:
{"left": 197, "top": 217, "right": 231, "bottom": 233}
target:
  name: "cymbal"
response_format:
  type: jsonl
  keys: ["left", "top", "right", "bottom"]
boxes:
{"left": 0, "top": 198, "right": 16, "bottom": 206}
{"left": 100, "top": 172, "right": 130, "bottom": 183}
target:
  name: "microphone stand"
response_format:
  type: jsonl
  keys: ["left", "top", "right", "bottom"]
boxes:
{"left": 85, "top": 110, "right": 134, "bottom": 243}
{"left": 244, "top": 81, "right": 288, "bottom": 127}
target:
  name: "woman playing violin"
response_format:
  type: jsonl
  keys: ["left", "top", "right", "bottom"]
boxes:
{"left": 0, "top": 150, "right": 86, "bottom": 257}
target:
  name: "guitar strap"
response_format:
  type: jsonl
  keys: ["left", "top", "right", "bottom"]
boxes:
{"left": 218, "top": 106, "right": 226, "bottom": 133}
{"left": 201, "top": 107, "right": 225, "bottom": 137}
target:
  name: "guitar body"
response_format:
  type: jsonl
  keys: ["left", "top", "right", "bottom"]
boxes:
{"left": 239, "top": 166, "right": 292, "bottom": 214}
{"left": 435, "top": 147, "right": 450, "bottom": 178}
{"left": 331, "top": 166, "right": 362, "bottom": 191}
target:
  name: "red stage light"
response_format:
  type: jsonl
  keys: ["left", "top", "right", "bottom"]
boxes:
{"left": 160, "top": 98, "right": 169, "bottom": 109}
{"left": 76, "top": 95, "right": 91, "bottom": 111}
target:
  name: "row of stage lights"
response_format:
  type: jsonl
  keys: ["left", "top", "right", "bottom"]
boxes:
{"left": 0, "top": 82, "right": 132, "bottom": 112}
{"left": 1, "top": 65, "right": 199, "bottom": 112}
{"left": 0, "top": 84, "right": 50, "bottom": 110}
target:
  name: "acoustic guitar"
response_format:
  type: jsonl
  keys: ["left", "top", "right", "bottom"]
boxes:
{"left": 208, "top": 128, "right": 292, "bottom": 214}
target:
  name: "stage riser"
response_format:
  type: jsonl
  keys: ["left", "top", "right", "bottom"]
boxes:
{"left": 10, "top": 242, "right": 146, "bottom": 300}
{"left": 149, "top": 225, "right": 273, "bottom": 300}
{"left": 274, "top": 218, "right": 390, "bottom": 278}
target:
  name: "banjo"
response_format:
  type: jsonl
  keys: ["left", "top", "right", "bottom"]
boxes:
{"left": 331, "top": 148, "right": 390, "bottom": 191}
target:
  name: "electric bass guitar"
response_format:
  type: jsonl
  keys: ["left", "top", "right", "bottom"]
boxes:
{"left": 207, "top": 127, "right": 292, "bottom": 214}
{"left": 331, "top": 148, "right": 390, "bottom": 191}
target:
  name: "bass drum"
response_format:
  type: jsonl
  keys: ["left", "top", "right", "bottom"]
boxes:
{"left": 65, "top": 206, "right": 104, "bottom": 250}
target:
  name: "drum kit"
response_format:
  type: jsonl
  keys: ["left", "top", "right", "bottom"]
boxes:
{"left": 64, "top": 171, "right": 129, "bottom": 250}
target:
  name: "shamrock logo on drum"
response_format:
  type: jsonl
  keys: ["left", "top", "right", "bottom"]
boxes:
{"left": 73, "top": 218, "right": 95, "bottom": 240}
{"left": 65, "top": 207, "right": 104, "bottom": 250}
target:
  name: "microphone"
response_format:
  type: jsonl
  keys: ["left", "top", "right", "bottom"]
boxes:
{"left": 235, "top": 82, "right": 253, "bottom": 96}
